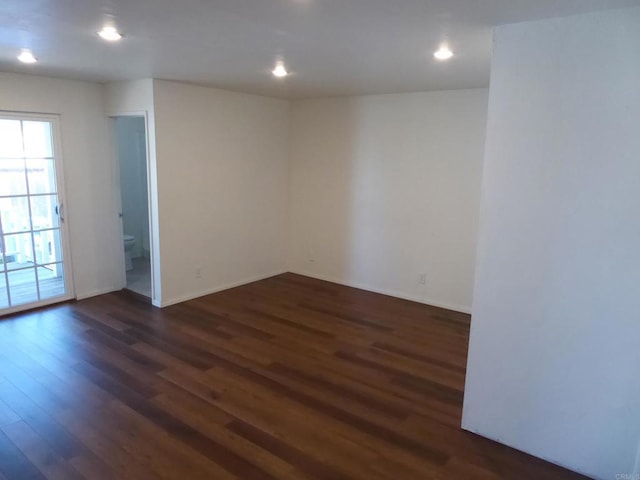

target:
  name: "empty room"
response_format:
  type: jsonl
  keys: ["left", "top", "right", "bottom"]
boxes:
{"left": 0, "top": 1, "right": 639, "bottom": 479}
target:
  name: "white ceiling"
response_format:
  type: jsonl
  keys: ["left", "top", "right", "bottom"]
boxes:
{"left": 1, "top": 0, "right": 639, "bottom": 99}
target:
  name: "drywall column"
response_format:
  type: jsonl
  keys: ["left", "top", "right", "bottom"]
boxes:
{"left": 463, "top": 8, "right": 640, "bottom": 480}
{"left": 151, "top": 80, "right": 290, "bottom": 306}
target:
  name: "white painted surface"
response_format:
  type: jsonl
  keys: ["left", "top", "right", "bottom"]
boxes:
{"left": 2, "top": 0, "right": 639, "bottom": 98}
{"left": 288, "top": 90, "right": 488, "bottom": 313}
{"left": 0, "top": 72, "right": 121, "bottom": 299}
{"left": 463, "top": 8, "right": 640, "bottom": 480}
{"left": 105, "top": 79, "right": 155, "bottom": 117}
{"left": 105, "top": 79, "right": 162, "bottom": 305}
{"left": 152, "top": 80, "right": 289, "bottom": 307}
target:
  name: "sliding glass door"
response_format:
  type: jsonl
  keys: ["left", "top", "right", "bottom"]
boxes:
{"left": 0, "top": 113, "right": 73, "bottom": 314}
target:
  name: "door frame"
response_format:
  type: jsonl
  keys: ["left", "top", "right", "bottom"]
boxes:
{"left": 0, "top": 111, "right": 76, "bottom": 316}
{"left": 109, "top": 112, "right": 158, "bottom": 305}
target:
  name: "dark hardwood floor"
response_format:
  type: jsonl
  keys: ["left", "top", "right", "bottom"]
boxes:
{"left": 0, "top": 273, "right": 588, "bottom": 479}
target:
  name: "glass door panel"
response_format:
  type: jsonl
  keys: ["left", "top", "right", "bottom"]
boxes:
{"left": 0, "top": 159, "right": 28, "bottom": 196}
{"left": 22, "top": 121, "right": 53, "bottom": 158}
{"left": 0, "top": 120, "right": 23, "bottom": 157}
{"left": 36, "top": 264, "right": 65, "bottom": 299}
{"left": 7, "top": 269, "right": 38, "bottom": 306}
{"left": 0, "top": 115, "right": 72, "bottom": 313}
{"left": 26, "top": 159, "right": 57, "bottom": 194}
{"left": 0, "top": 196, "right": 31, "bottom": 233}
{"left": 0, "top": 275, "right": 7, "bottom": 309}
{"left": 3, "top": 233, "right": 33, "bottom": 269}
{"left": 0, "top": 240, "right": 7, "bottom": 309}
{"left": 30, "top": 195, "right": 59, "bottom": 230}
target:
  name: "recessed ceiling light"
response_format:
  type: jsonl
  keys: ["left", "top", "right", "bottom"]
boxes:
{"left": 98, "top": 26, "right": 123, "bottom": 42}
{"left": 272, "top": 62, "right": 288, "bottom": 78}
{"left": 434, "top": 46, "right": 454, "bottom": 61}
{"left": 17, "top": 50, "right": 37, "bottom": 64}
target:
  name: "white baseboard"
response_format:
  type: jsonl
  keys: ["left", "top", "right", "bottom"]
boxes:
{"left": 159, "top": 269, "right": 288, "bottom": 308}
{"left": 73, "top": 271, "right": 471, "bottom": 315}
{"left": 288, "top": 269, "right": 472, "bottom": 314}
{"left": 76, "top": 286, "right": 122, "bottom": 301}
{"left": 460, "top": 425, "right": 593, "bottom": 479}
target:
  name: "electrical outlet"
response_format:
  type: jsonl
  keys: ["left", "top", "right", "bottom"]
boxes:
{"left": 418, "top": 273, "right": 427, "bottom": 285}
{"left": 195, "top": 267, "right": 202, "bottom": 279}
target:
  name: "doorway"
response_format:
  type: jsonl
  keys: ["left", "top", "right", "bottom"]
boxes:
{"left": 113, "top": 116, "right": 152, "bottom": 299}
{"left": 0, "top": 113, "right": 74, "bottom": 315}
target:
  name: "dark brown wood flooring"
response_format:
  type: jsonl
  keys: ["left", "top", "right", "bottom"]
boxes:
{"left": 0, "top": 273, "right": 588, "bottom": 479}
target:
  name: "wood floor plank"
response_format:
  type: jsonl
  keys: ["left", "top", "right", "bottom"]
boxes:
{"left": 151, "top": 393, "right": 294, "bottom": 479}
{"left": 0, "top": 371, "right": 84, "bottom": 462}
{"left": 226, "top": 419, "right": 349, "bottom": 480}
{"left": 0, "top": 398, "right": 19, "bottom": 429}
{"left": 198, "top": 370, "right": 389, "bottom": 479}
{"left": 57, "top": 410, "right": 162, "bottom": 480}
{"left": 1, "top": 421, "right": 84, "bottom": 480}
{"left": 0, "top": 273, "right": 589, "bottom": 480}
{"left": 0, "top": 429, "right": 47, "bottom": 480}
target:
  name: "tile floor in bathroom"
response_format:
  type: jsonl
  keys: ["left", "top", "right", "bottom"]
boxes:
{"left": 126, "top": 256, "right": 151, "bottom": 298}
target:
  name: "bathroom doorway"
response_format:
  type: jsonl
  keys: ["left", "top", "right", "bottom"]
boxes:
{"left": 113, "top": 116, "right": 152, "bottom": 299}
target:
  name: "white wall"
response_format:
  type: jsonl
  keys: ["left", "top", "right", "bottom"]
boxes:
{"left": 288, "top": 90, "right": 488, "bottom": 313}
{"left": 152, "top": 80, "right": 290, "bottom": 306}
{"left": 0, "top": 72, "right": 121, "bottom": 299}
{"left": 105, "top": 79, "right": 155, "bottom": 117}
{"left": 463, "top": 8, "right": 640, "bottom": 480}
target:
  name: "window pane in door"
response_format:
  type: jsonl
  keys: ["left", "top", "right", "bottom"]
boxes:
{"left": 30, "top": 195, "right": 59, "bottom": 230}
{"left": 33, "top": 229, "right": 61, "bottom": 264}
{"left": 3, "top": 233, "right": 33, "bottom": 270}
{"left": 0, "top": 275, "right": 8, "bottom": 308}
{"left": 26, "top": 158, "right": 57, "bottom": 194}
{"left": 37, "top": 263, "right": 64, "bottom": 300}
{"left": 23, "top": 121, "right": 53, "bottom": 158}
{"left": 0, "top": 159, "right": 27, "bottom": 196}
{"left": 0, "top": 196, "right": 31, "bottom": 233}
{"left": 8, "top": 268, "right": 37, "bottom": 306}
{"left": 0, "top": 238, "right": 5, "bottom": 272}
{"left": 0, "top": 120, "right": 24, "bottom": 158}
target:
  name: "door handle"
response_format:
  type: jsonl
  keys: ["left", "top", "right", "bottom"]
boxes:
{"left": 58, "top": 203, "right": 65, "bottom": 223}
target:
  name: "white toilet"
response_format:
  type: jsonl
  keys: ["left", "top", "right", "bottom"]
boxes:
{"left": 123, "top": 234, "right": 136, "bottom": 271}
